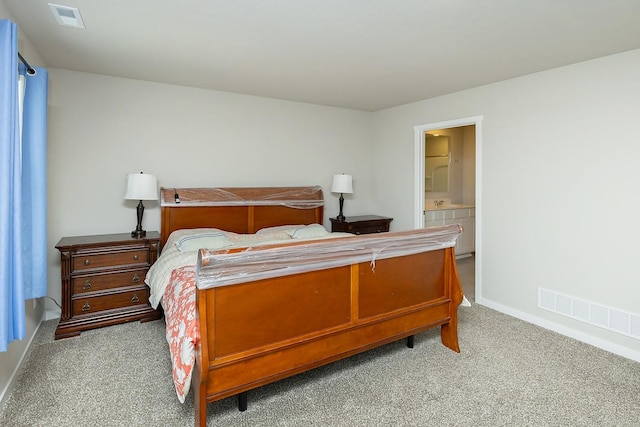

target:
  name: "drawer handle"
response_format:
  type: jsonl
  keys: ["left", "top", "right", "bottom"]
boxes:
{"left": 131, "top": 294, "right": 140, "bottom": 304}
{"left": 83, "top": 280, "right": 92, "bottom": 290}
{"left": 83, "top": 259, "right": 90, "bottom": 266}
{"left": 131, "top": 274, "right": 141, "bottom": 283}
{"left": 133, "top": 254, "right": 139, "bottom": 261}
{"left": 81, "top": 301, "right": 91, "bottom": 312}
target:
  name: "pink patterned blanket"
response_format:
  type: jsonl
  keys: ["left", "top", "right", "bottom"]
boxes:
{"left": 163, "top": 266, "right": 199, "bottom": 403}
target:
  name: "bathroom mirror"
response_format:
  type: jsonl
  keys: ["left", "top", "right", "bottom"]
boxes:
{"left": 425, "top": 134, "right": 450, "bottom": 192}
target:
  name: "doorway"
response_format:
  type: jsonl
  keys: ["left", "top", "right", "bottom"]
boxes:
{"left": 414, "top": 116, "right": 482, "bottom": 303}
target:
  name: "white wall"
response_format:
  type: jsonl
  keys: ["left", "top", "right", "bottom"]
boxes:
{"left": 46, "top": 69, "right": 374, "bottom": 314}
{"left": 371, "top": 48, "right": 640, "bottom": 360}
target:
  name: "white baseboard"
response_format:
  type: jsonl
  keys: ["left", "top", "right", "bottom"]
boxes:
{"left": 478, "top": 298, "right": 640, "bottom": 363}
{"left": 0, "top": 310, "right": 48, "bottom": 413}
{"left": 44, "top": 308, "right": 61, "bottom": 321}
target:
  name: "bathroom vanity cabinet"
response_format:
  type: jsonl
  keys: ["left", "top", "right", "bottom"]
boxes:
{"left": 424, "top": 207, "right": 475, "bottom": 256}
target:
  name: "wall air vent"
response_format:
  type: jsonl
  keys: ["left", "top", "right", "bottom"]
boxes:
{"left": 48, "top": 3, "right": 85, "bottom": 29}
{"left": 539, "top": 288, "right": 640, "bottom": 340}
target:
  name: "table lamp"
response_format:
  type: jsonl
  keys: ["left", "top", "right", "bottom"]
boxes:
{"left": 124, "top": 172, "right": 158, "bottom": 238}
{"left": 331, "top": 174, "right": 353, "bottom": 221}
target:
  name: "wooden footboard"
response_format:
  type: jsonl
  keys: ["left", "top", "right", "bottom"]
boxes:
{"left": 192, "top": 244, "right": 462, "bottom": 426}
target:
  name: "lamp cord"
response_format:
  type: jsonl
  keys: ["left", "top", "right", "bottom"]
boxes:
{"left": 42, "top": 295, "right": 62, "bottom": 309}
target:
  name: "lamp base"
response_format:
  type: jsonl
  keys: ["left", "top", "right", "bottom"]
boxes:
{"left": 131, "top": 200, "right": 146, "bottom": 239}
{"left": 131, "top": 229, "right": 146, "bottom": 239}
{"left": 336, "top": 193, "right": 346, "bottom": 222}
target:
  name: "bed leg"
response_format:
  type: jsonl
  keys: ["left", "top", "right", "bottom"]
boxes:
{"left": 406, "top": 335, "right": 414, "bottom": 348}
{"left": 238, "top": 391, "right": 248, "bottom": 412}
{"left": 193, "top": 364, "right": 207, "bottom": 427}
{"left": 441, "top": 322, "right": 460, "bottom": 353}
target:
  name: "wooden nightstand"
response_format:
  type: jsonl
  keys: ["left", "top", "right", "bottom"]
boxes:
{"left": 54, "top": 232, "right": 162, "bottom": 339}
{"left": 330, "top": 215, "right": 393, "bottom": 235}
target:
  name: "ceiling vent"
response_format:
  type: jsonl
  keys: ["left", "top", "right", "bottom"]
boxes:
{"left": 48, "top": 3, "right": 85, "bottom": 29}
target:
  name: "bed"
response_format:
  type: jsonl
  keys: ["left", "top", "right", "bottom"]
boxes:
{"left": 148, "top": 186, "right": 464, "bottom": 427}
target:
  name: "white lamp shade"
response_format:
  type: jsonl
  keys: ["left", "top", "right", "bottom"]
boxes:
{"left": 124, "top": 173, "right": 158, "bottom": 201}
{"left": 331, "top": 174, "right": 353, "bottom": 194}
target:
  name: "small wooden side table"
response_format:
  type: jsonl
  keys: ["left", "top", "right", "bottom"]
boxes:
{"left": 55, "top": 231, "right": 162, "bottom": 339}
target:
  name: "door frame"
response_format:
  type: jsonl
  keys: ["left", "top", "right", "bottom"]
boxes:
{"left": 414, "top": 115, "right": 483, "bottom": 303}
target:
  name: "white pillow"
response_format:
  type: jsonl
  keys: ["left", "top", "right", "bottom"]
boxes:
{"left": 164, "top": 228, "right": 223, "bottom": 252}
{"left": 226, "top": 231, "right": 292, "bottom": 245}
{"left": 255, "top": 225, "right": 299, "bottom": 236}
{"left": 175, "top": 232, "right": 233, "bottom": 252}
{"left": 290, "top": 224, "right": 329, "bottom": 239}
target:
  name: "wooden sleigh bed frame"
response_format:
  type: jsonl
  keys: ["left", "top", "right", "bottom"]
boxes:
{"left": 158, "top": 186, "right": 463, "bottom": 427}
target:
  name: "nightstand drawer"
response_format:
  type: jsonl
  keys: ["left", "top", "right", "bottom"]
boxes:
{"left": 72, "top": 249, "right": 149, "bottom": 271}
{"left": 72, "top": 288, "right": 149, "bottom": 316}
{"left": 72, "top": 269, "right": 148, "bottom": 295}
{"left": 352, "top": 224, "right": 389, "bottom": 235}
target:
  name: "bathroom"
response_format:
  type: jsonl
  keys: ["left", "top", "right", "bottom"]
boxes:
{"left": 423, "top": 124, "right": 477, "bottom": 299}
{"left": 424, "top": 125, "right": 476, "bottom": 209}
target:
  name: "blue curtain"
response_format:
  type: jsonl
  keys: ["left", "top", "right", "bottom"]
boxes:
{"left": 0, "top": 19, "right": 48, "bottom": 352}
{"left": 20, "top": 64, "right": 48, "bottom": 300}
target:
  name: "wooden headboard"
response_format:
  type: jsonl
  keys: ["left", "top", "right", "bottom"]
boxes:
{"left": 159, "top": 186, "right": 324, "bottom": 245}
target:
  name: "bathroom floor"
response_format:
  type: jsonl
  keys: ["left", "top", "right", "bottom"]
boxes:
{"left": 456, "top": 254, "right": 475, "bottom": 302}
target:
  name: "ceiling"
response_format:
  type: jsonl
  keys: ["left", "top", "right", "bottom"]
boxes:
{"left": 6, "top": 0, "right": 640, "bottom": 111}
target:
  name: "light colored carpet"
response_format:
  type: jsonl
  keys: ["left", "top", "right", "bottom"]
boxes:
{"left": 1, "top": 268, "right": 639, "bottom": 426}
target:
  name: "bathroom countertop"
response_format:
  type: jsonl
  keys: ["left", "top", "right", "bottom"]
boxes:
{"left": 425, "top": 204, "right": 475, "bottom": 211}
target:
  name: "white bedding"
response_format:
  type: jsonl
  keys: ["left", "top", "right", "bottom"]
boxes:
{"left": 145, "top": 225, "right": 351, "bottom": 309}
